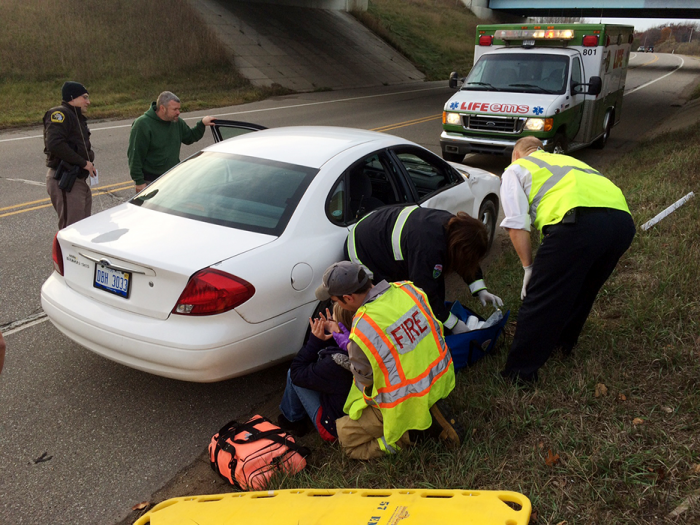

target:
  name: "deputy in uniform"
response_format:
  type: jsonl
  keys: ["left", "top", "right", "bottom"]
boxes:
{"left": 500, "top": 137, "right": 635, "bottom": 382}
{"left": 316, "top": 261, "right": 459, "bottom": 460}
{"left": 44, "top": 81, "right": 96, "bottom": 229}
{"left": 346, "top": 206, "right": 502, "bottom": 334}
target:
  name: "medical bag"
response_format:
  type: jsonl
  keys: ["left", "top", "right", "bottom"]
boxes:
{"left": 209, "top": 415, "right": 309, "bottom": 490}
{"left": 445, "top": 301, "right": 509, "bottom": 371}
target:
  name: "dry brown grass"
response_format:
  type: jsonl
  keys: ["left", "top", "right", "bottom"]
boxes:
{"left": 0, "top": 0, "right": 285, "bottom": 128}
{"left": 0, "top": 0, "right": 229, "bottom": 81}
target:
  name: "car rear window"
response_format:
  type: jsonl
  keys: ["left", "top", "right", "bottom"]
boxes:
{"left": 130, "top": 151, "right": 317, "bottom": 236}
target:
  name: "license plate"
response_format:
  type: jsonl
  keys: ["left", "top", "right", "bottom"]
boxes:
{"left": 94, "top": 264, "right": 131, "bottom": 298}
{"left": 523, "top": 39, "right": 535, "bottom": 46}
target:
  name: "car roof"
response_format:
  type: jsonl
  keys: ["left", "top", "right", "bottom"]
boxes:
{"left": 204, "top": 126, "right": 412, "bottom": 168}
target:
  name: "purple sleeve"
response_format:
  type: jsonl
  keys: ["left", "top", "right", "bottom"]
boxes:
{"left": 332, "top": 323, "right": 350, "bottom": 351}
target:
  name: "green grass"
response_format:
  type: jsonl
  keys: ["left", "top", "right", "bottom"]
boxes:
{"left": 0, "top": 0, "right": 287, "bottom": 129}
{"left": 264, "top": 125, "right": 700, "bottom": 524}
{"left": 352, "top": 0, "right": 480, "bottom": 80}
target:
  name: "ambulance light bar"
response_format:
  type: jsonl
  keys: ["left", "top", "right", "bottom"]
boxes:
{"left": 494, "top": 29, "right": 575, "bottom": 41}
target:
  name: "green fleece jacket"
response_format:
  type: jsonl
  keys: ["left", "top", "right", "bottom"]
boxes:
{"left": 127, "top": 102, "right": 206, "bottom": 185}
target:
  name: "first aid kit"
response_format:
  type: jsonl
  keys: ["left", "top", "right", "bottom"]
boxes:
{"left": 208, "top": 415, "right": 309, "bottom": 491}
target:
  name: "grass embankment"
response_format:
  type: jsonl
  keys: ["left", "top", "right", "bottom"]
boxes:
{"left": 655, "top": 40, "right": 700, "bottom": 57}
{"left": 0, "top": 0, "right": 285, "bottom": 129}
{"left": 267, "top": 127, "right": 699, "bottom": 523}
{"left": 353, "top": 0, "right": 480, "bottom": 80}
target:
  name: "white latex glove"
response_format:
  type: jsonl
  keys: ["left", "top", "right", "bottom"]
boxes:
{"left": 521, "top": 265, "right": 533, "bottom": 300}
{"left": 477, "top": 289, "right": 504, "bottom": 307}
{"left": 450, "top": 319, "right": 470, "bottom": 334}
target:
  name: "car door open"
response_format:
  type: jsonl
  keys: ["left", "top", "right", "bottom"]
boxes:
{"left": 211, "top": 120, "right": 268, "bottom": 142}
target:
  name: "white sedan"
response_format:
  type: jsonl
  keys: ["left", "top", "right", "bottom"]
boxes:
{"left": 41, "top": 124, "right": 501, "bottom": 382}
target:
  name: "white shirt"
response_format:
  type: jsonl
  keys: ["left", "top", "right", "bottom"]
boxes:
{"left": 500, "top": 163, "right": 534, "bottom": 232}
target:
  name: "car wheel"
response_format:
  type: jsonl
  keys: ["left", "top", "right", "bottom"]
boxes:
{"left": 592, "top": 113, "right": 613, "bottom": 149}
{"left": 552, "top": 132, "right": 568, "bottom": 155}
{"left": 479, "top": 199, "right": 497, "bottom": 254}
{"left": 442, "top": 151, "right": 464, "bottom": 163}
{"left": 304, "top": 299, "right": 333, "bottom": 343}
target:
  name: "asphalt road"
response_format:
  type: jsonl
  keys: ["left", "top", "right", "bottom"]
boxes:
{"left": 0, "top": 51, "right": 698, "bottom": 524}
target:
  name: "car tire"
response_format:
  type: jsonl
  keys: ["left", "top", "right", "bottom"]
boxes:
{"left": 442, "top": 151, "right": 464, "bottom": 163}
{"left": 303, "top": 299, "right": 333, "bottom": 343}
{"left": 478, "top": 199, "right": 497, "bottom": 254}
{"left": 592, "top": 113, "right": 613, "bottom": 149}
{"left": 552, "top": 132, "right": 568, "bottom": 155}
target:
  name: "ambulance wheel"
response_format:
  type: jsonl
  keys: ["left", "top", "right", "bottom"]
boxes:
{"left": 443, "top": 151, "right": 464, "bottom": 163}
{"left": 552, "top": 133, "right": 568, "bottom": 155}
{"left": 478, "top": 199, "right": 497, "bottom": 253}
{"left": 592, "top": 114, "right": 613, "bottom": 149}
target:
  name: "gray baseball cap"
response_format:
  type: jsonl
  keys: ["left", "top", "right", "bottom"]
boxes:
{"left": 315, "top": 261, "right": 370, "bottom": 301}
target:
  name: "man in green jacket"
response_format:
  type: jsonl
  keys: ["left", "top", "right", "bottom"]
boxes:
{"left": 128, "top": 91, "right": 214, "bottom": 192}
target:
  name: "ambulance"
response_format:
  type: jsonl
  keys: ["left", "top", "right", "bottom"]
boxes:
{"left": 440, "top": 23, "right": 633, "bottom": 160}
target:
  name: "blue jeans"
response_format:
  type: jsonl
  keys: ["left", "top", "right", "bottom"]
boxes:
{"left": 279, "top": 370, "right": 323, "bottom": 432}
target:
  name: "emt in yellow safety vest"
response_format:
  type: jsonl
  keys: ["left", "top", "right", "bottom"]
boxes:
{"left": 500, "top": 137, "right": 635, "bottom": 382}
{"left": 315, "top": 261, "right": 460, "bottom": 460}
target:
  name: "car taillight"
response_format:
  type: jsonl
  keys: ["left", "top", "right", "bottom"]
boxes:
{"left": 479, "top": 35, "right": 493, "bottom": 46}
{"left": 173, "top": 269, "right": 255, "bottom": 316}
{"left": 52, "top": 234, "right": 64, "bottom": 276}
{"left": 583, "top": 35, "right": 599, "bottom": 47}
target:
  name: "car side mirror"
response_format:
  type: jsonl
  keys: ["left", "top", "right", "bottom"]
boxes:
{"left": 572, "top": 76, "right": 602, "bottom": 96}
{"left": 449, "top": 71, "right": 461, "bottom": 90}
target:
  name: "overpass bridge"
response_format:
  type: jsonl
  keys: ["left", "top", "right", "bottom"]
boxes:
{"left": 470, "top": 0, "right": 699, "bottom": 20}
{"left": 190, "top": 0, "right": 696, "bottom": 92}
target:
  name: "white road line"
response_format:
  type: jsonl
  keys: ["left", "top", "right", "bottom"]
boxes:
{"left": 1, "top": 312, "right": 49, "bottom": 336}
{"left": 0, "top": 85, "right": 448, "bottom": 143}
{"left": 625, "top": 56, "right": 685, "bottom": 96}
{"left": 5, "top": 178, "right": 45, "bottom": 186}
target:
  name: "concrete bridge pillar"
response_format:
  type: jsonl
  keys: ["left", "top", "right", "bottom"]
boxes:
{"left": 461, "top": 0, "right": 493, "bottom": 19}
{"left": 238, "top": 0, "right": 367, "bottom": 11}
{"left": 460, "top": 0, "right": 525, "bottom": 22}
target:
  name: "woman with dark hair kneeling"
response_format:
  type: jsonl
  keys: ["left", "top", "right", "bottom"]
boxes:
{"left": 346, "top": 206, "right": 502, "bottom": 334}
{"left": 278, "top": 304, "right": 354, "bottom": 441}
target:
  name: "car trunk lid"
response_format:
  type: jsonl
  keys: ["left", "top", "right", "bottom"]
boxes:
{"left": 57, "top": 204, "right": 275, "bottom": 320}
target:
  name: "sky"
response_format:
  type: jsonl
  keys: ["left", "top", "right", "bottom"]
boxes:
{"left": 585, "top": 17, "right": 699, "bottom": 31}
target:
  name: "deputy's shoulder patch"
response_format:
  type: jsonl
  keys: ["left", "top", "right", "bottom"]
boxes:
{"left": 432, "top": 264, "right": 443, "bottom": 279}
{"left": 50, "top": 111, "right": 65, "bottom": 123}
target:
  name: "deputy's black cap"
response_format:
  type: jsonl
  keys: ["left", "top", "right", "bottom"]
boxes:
{"left": 62, "top": 81, "right": 88, "bottom": 102}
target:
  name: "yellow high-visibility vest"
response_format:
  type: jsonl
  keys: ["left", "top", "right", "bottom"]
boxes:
{"left": 344, "top": 281, "right": 455, "bottom": 447}
{"left": 515, "top": 150, "right": 630, "bottom": 230}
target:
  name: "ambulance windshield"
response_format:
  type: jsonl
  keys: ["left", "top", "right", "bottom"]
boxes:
{"left": 464, "top": 54, "right": 569, "bottom": 95}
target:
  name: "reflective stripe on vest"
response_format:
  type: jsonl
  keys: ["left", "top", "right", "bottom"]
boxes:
{"left": 525, "top": 155, "right": 602, "bottom": 220}
{"left": 346, "top": 211, "right": 375, "bottom": 267}
{"left": 346, "top": 205, "right": 419, "bottom": 266}
{"left": 351, "top": 283, "right": 452, "bottom": 409}
{"left": 378, "top": 436, "right": 397, "bottom": 454}
{"left": 390, "top": 205, "right": 419, "bottom": 261}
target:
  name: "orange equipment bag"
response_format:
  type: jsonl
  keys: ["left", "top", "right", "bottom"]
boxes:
{"left": 208, "top": 415, "right": 309, "bottom": 491}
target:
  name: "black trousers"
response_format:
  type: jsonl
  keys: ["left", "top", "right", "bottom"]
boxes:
{"left": 502, "top": 208, "right": 636, "bottom": 380}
